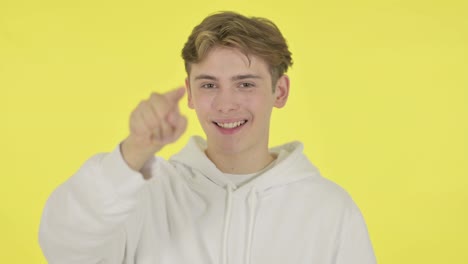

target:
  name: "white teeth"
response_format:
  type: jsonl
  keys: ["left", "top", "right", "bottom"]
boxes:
{"left": 216, "top": 120, "right": 246, "bottom": 128}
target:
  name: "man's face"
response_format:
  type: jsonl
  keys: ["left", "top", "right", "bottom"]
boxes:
{"left": 186, "top": 47, "right": 289, "bottom": 155}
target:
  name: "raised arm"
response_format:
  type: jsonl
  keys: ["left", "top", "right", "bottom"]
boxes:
{"left": 39, "top": 87, "right": 187, "bottom": 263}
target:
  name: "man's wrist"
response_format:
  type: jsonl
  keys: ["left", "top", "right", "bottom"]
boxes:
{"left": 120, "top": 137, "right": 156, "bottom": 172}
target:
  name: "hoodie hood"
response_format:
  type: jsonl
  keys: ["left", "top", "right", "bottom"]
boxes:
{"left": 170, "top": 136, "right": 321, "bottom": 194}
{"left": 171, "top": 136, "right": 319, "bottom": 264}
{"left": 170, "top": 136, "right": 323, "bottom": 264}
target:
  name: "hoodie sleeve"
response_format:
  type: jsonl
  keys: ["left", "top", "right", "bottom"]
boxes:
{"left": 38, "top": 145, "right": 148, "bottom": 264}
{"left": 335, "top": 202, "right": 377, "bottom": 264}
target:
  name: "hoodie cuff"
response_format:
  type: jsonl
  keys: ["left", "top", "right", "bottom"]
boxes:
{"left": 100, "top": 144, "right": 147, "bottom": 199}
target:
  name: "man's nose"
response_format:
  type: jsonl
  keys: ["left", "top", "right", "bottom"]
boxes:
{"left": 212, "top": 89, "right": 240, "bottom": 113}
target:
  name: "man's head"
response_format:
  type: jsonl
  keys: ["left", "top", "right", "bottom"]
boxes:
{"left": 181, "top": 11, "right": 293, "bottom": 87}
{"left": 181, "top": 12, "right": 292, "bottom": 159}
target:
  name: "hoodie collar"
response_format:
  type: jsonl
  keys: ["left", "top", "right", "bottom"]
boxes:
{"left": 170, "top": 136, "right": 320, "bottom": 194}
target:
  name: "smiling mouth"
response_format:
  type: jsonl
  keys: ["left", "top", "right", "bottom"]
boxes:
{"left": 213, "top": 120, "right": 248, "bottom": 129}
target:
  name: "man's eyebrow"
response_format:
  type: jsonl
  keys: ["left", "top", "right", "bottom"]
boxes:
{"left": 194, "top": 74, "right": 218, "bottom": 81}
{"left": 193, "top": 74, "right": 262, "bottom": 81}
{"left": 231, "top": 74, "right": 262, "bottom": 81}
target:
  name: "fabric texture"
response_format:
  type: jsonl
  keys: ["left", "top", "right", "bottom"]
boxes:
{"left": 39, "top": 136, "right": 377, "bottom": 264}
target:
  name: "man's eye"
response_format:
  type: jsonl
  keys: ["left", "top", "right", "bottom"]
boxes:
{"left": 239, "top": 82, "right": 254, "bottom": 88}
{"left": 201, "top": 83, "right": 215, "bottom": 89}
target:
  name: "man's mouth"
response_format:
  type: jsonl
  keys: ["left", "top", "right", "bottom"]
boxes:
{"left": 213, "top": 120, "right": 248, "bottom": 129}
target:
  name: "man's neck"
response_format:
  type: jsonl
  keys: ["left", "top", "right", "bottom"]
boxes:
{"left": 205, "top": 145, "right": 275, "bottom": 174}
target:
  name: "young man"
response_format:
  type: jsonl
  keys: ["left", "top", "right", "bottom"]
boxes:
{"left": 39, "top": 11, "right": 376, "bottom": 264}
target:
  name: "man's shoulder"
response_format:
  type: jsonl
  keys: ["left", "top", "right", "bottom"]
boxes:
{"left": 297, "top": 173, "right": 357, "bottom": 209}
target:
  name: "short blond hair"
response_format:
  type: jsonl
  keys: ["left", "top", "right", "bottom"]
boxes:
{"left": 181, "top": 11, "right": 293, "bottom": 85}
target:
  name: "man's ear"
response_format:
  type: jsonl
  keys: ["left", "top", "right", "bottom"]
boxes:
{"left": 273, "top": 75, "right": 290, "bottom": 108}
{"left": 185, "top": 78, "right": 194, "bottom": 109}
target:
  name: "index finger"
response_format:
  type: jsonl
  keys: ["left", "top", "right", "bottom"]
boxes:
{"left": 163, "top": 87, "right": 186, "bottom": 105}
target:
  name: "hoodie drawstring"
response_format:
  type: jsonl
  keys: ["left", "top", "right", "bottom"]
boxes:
{"left": 221, "top": 185, "right": 258, "bottom": 264}
{"left": 245, "top": 187, "right": 258, "bottom": 264}
{"left": 222, "top": 184, "right": 234, "bottom": 264}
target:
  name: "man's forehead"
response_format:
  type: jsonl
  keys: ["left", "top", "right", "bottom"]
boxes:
{"left": 189, "top": 47, "right": 270, "bottom": 78}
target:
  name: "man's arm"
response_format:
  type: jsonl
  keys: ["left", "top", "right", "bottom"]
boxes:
{"left": 335, "top": 202, "right": 377, "bottom": 264}
{"left": 39, "top": 87, "right": 187, "bottom": 263}
{"left": 38, "top": 148, "right": 146, "bottom": 263}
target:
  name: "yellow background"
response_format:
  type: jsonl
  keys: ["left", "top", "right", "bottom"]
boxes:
{"left": 1, "top": 0, "right": 467, "bottom": 263}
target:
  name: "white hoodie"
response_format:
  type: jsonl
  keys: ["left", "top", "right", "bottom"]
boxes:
{"left": 39, "top": 136, "right": 376, "bottom": 264}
